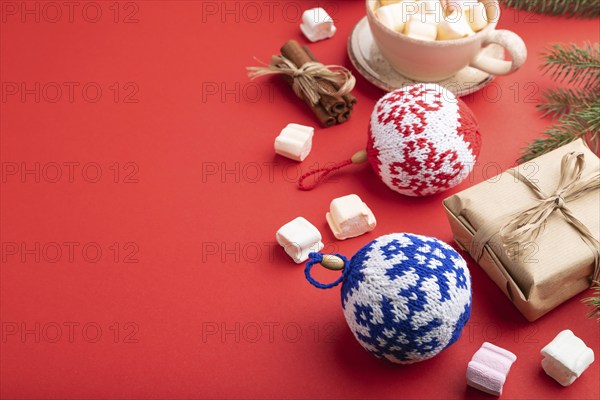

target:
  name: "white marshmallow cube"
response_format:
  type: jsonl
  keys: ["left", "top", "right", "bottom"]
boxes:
{"left": 465, "top": 1, "right": 488, "bottom": 31}
{"left": 300, "top": 8, "right": 336, "bottom": 42}
{"left": 376, "top": 3, "right": 409, "bottom": 32}
{"left": 404, "top": 18, "right": 438, "bottom": 41}
{"left": 541, "top": 330, "right": 595, "bottom": 386}
{"left": 437, "top": 10, "right": 475, "bottom": 40}
{"left": 415, "top": 0, "right": 444, "bottom": 25}
{"left": 326, "top": 194, "right": 376, "bottom": 240}
{"left": 274, "top": 123, "right": 314, "bottom": 162}
{"left": 448, "top": 0, "right": 480, "bottom": 13}
{"left": 276, "top": 217, "right": 324, "bottom": 263}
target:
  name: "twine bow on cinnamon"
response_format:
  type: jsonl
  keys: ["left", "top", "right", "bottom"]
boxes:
{"left": 247, "top": 55, "right": 356, "bottom": 105}
{"left": 471, "top": 151, "right": 600, "bottom": 281}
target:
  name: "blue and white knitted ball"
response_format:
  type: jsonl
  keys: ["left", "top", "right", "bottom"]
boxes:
{"left": 306, "top": 233, "right": 471, "bottom": 364}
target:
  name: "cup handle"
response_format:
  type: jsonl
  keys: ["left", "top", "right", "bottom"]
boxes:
{"left": 469, "top": 30, "right": 527, "bottom": 76}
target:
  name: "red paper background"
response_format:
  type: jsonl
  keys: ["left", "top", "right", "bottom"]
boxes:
{"left": 1, "top": 1, "right": 599, "bottom": 399}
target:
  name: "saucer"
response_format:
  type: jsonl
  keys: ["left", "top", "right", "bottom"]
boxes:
{"left": 347, "top": 17, "right": 504, "bottom": 96}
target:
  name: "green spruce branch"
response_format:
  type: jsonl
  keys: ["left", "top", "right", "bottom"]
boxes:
{"left": 541, "top": 43, "right": 600, "bottom": 89}
{"left": 519, "top": 103, "right": 600, "bottom": 162}
{"left": 538, "top": 87, "right": 600, "bottom": 118}
{"left": 501, "top": 0, "right": 600, "bottom": 19}
{"left": 582, "top": 282, "right": 600, "bottom": 320}
{"left": 518, "top": 43, "right": 600, "bottom": 163}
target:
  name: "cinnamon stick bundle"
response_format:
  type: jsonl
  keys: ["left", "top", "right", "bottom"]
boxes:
{"left": 270, "top": 56, "right": 337, "bottom": 127}
{"left": 276, "top": 40, "right": 356, "bottom": 127}
{"left": 302, "top": 45, "right": 357, "bottom": 110}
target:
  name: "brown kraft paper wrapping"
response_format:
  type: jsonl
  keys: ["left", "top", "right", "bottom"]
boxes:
{"left": 443, "top": 139, "right": 600, "bottom": 321}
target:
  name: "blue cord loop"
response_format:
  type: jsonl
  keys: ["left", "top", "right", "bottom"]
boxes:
{"left": 305, "top": 252, "right": 350, "bottom": 289}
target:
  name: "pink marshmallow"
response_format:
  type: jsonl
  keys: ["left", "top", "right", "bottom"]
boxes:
{"left": 467, "top": 342, "right": 517, "bottom": 396}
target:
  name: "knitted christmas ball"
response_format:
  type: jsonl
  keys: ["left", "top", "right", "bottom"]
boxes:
{"left": 368, "top": 83, "right": 481, "bottom": 196}
{"left": 306, "top": 233, "right": 471, "bottom": 364}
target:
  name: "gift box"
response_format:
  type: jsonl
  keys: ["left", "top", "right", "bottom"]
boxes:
{"left": 443, "top": 139, "right": 599, "bottom": 321}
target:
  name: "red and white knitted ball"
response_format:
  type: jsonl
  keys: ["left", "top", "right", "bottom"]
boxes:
{"left": 368, "top": 83, "right": 481, "bottom": 196}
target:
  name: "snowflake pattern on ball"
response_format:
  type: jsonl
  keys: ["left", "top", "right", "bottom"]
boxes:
{"left": 341, "top": 233, "right": 471, "bottom": 364}
{"left": 367, "top": 83, "right": 480, "bottom": 196}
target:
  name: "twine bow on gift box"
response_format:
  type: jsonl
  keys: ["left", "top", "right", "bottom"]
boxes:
{"left": 247, "top": 55, "right": 356, "bottom": 105}
{"left": 471, "top": 151, "right": 600, "bottom": 281}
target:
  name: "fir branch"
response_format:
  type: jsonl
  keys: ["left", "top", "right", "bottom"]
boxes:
{"left": 518, "top": 102, "right": 600, "bottom": 162}
{"left": 582, "top": 281, "right": 600, "bottom": 320}
{"left": 537, "top": 87, "right": 600, "bottom": 118}
{"left": 541, "top": 43, "right": 600, "bottom": 88}
{"left": 501, "top": 0, "right": 600, "bottom": 19}
{"left": 520, "top": 42, "right": 600, "bottom": 162}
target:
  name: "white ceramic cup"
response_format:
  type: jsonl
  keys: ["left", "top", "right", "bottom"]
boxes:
{"left": 366, "top": 0, "right": 527, "bottom": 81}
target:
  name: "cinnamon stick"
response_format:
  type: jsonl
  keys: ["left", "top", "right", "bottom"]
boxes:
{"left": 302, "top": 45, "right": 357, "bottom": 109}
{"left": 336, "top": 107, "right": 351, "bottom": 124}
{"left": 320, "top": 93, "right": 347, "bottom": 114}
{"left": 281, "top": 40, "right": 312, "bottom": 72}
{"left": 270, "top": 56, "right": 336, "bottom": 128}
{"left": 301, "top": 44, "right": 346, "bottom": 114}
{"left": 275, "top": 40, "right": 355, "bottom": 126}
{"left": 318, "top": 81, "right": 351, "bottom": 113}
{"left": 282, "top": 40, "right": 349, "bottom": 116}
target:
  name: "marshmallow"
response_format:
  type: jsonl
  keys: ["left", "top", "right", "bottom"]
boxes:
{"left": 466, "top": 342, "right": 517, "bottom": 396}
{"left": 274, "top": 123, "right": 314, "bottom": 162}
{"left": 415, "top": 0, "right": 444, "bottom": 25}
{"left": 376, "top": 3, "right": 409, "bottom": 32}
{"left": 326, "top": 194, "right": 376, "bottom": 240}
{"left": 465, "top": 1, "right": 488, "bottom": 31}
{"left": 276, "top": 217, "right": 324, "bottom": 263}
{"left": 540, "top": 330, "right": 595, "bottom": 386}
{"left": 448, "top": 0, "right": 479, "bottom": 13}
{"left": 300, "top": 8, "right": 336, "bottom": 42}
{"left": 437, "top": 10, "right": 475, "bottom": 40}
{"left": 404, "top": 18, "right": 438, "bottom": 41}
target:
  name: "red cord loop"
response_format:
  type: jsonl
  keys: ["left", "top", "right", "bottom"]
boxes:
{"left": 297, "top": 159, "right": 353, "bottom": 191}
